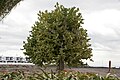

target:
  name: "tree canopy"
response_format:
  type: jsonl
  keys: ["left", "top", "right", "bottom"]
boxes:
{"left": 0, "top": 0, "right": 22, "bottom": 20}
{"left": 23, "top": 3, "right": 92, "bottom": 70}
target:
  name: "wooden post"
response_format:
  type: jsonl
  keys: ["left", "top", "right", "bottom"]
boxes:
{"left": 108, "top": 60, "right": 111, "bottom": 73}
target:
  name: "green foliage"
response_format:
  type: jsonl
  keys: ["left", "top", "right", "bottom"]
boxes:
{"left": 0, "top": 71, "right": 25, "bottom": 80}
{"left": 23, "top": 3, "right": 92, "bottom": 67}
{"left": 0, "top": 71, "right": 119, "bottom": 80}
{"left": 0, "top": 0, "right": 22, "bottom": 20}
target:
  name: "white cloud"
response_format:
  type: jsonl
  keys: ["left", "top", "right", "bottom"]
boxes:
{"left": 83, "top": 9, "right": 120, "bottom": 35}
{"left": 82, "top": 9, "right": 120, "bottom": 67}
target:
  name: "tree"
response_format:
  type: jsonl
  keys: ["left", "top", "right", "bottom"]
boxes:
{"left": 23, "top": 3, "right": 92, "bottom": 71}
{"left": 0, "top": 0, "right": 22, "bottom": 20}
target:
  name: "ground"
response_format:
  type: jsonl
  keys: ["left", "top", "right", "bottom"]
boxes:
{"left": 0, "top": 64, "right": 119, "bottom": 77}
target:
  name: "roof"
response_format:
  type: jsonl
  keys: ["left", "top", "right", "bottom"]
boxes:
{"left": 0, "top": 50, "right": 26, "bottom": 57}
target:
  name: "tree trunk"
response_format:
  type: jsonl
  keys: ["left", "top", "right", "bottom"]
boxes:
{"left": 57, "top": 56, "right": 64, "bottom": 71}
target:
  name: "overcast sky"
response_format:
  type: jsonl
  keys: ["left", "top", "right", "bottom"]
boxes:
{"left": 0, "top": 0, "right": 120, "bottom": 67}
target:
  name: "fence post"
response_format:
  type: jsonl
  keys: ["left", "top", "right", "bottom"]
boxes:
{"left": 108, "top": 60, "right": 111, "bottom": 73}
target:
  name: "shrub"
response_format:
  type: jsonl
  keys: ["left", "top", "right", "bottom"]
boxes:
{"left": 0, "top": 70, "right": 119, "bottom": 80}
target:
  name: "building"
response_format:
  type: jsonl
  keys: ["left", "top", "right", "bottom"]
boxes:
{"left": 0, "top": 56, "right": 30, "bottom": 63}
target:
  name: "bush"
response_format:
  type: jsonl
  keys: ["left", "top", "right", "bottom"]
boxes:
{"left": 0, "top": 70, "right": 119, "bottom": 80}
